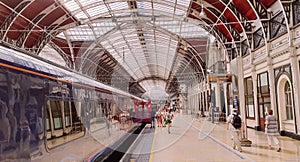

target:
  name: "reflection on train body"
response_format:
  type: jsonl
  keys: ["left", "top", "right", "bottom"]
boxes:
{"left": 0, "top": 45, "right": 142, "bottom": 161}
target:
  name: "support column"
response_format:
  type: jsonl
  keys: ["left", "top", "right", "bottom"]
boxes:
{"left": 236, "top": 57, "right": 251, "bottom": 144}
{"left": 223, "top": 82, "right": 229, "bottom": 117}
{"left": 267, "top": 57, "right": 277, "bottom": 114}
{"left": 251, "top": 66, "right": 260, "bottom": 130}
{"left": 236, "top": 57, "right": 245, "bottom": 119}
{"left": 289, "top": 46, "right": 300, "bottom": 134}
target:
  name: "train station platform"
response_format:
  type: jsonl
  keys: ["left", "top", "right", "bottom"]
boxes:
{"left": 149, "top": 112, "right": 300, "bottom": 162}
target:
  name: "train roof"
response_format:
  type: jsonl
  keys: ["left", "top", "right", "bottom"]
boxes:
{"left": 0, "top": 45, "right": 143, "bottom": 101}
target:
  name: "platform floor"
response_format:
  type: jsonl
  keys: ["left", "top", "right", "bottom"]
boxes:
{"left": 149, "top": 113, "right": 300, "bottom": 162}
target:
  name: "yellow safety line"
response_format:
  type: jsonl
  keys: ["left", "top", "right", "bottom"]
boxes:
{"left": 149, "top": 126, "right": 158, "bottom": 162}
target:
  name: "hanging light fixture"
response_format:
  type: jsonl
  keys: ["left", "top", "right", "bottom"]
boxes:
{"left": 199, "top": 3, "right": 206, "bottom": 17}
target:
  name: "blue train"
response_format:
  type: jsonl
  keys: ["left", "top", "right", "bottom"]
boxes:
{"left": 0, "top": 45, "right": 142, "bottom": 161}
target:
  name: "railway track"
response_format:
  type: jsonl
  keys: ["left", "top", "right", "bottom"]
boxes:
{"left": 90, "top": 123, "right": 146, "bottom": 162}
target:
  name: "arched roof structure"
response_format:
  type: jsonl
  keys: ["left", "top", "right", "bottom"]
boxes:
{"left": 0, "top": 0, "right": 289, "bottom": 97}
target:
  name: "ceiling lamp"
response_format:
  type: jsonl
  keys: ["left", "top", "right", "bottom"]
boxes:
{"left": 199, "top": 3, "right": 206, "bottom": 17}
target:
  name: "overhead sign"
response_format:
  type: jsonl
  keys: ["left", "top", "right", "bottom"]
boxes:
{"left": 208, "top": 74, "right": 232, "bottom": 83}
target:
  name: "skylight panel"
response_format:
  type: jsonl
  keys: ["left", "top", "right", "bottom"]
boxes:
{"left": 177, "top": 0, "right": 190, "bottom": 7}
{"left": 124, "top": 33, "right": 138, "bottom": 38}
{"left": 75, "top": 11, "right": 88, "bottom": 19}
{"left": 131, "top": 48, "right": 143, "bottom": 53}
{"left": 114, "top": 44, "right": 127, "bottom": 51}
{"left": 109, "top": 35, "right": 123, "bottom": 42}
{"left": 141, "top": 68, "right": 150, "bottom": 75}
{"left": 94, "top": 26, "right": 115, "bottom": 37}
{"left": 57, "top": 32, "right": 65, "bottom": 39}
{"left": 170, "top": 39, "right": 178, "bottom": 46}
{"left": 125, "top": 55, "right": 137, "bottom": 64}
{"left": 128, "top": 42, "right": 142, "bottom": 48}
{"left": 101, "top": 40, "right": 110, "bottom": 46}
{"left": 175, "top": 8, "right": 185, "bottom": 15}
{"left": 86, "top": 5, "right": 109, "bottom": 17}
{"left": 157, "top": 59, "right": 166, "bottom": 65}
{"left": 109, "top": 50, "right": 119, "bottom": 57}
{"left": 156, "top": 35, "right": 170, "bottom": 42}
{"left": 69, "top": 35, "right": 90, "bottom": 40}
{"left": 154, "top": 3, "right": 174, "bottom": 14}
{"left": 164, "top": 0, "right": 176, "bottom": 3}
{"left": 107, "top": 48, "right": 115, "bottom": 54}
{"left": 64, "top": 0, "right": 80, "bottom": 12}
{"left": 66, "top": 27, "right": 94, "bottom": 41}
{"left": 134, "top": 70, "right": 144, "bottom": 78}
{"left": 92, "top": 22, "right": 116, "bottom": 27}
{"left": 125, "top": 36, "right": 139, "bottom": 42}
{"left": 148, "top": 59, "right": 156, "bottom": 65}
{"left": 138, "top": 10, "right": 152, "bottom": 16}
{"left": 122, "top": 28, "right": 136, "bottom": 34}
{"left": 79, "top": 0, "right": 102, "bottom": 7}
{"left": 109, "top": 2, "right": 128, "bottom": 10}
{"left": 137, "top": 1, "right": 152, "bottom": 10}
{"left": 157, "top": 20, "right": 179, "bottom": 26}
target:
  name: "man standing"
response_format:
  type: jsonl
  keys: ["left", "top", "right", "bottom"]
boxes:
{"left": 226, "top": 108, "right": 244, "bottom": 152}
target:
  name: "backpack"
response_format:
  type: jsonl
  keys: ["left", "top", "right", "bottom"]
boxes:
{"left": 231, "top": 114, "right": 242, "bottom": 129}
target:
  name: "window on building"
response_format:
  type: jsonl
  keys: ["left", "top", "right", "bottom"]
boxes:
{"left": 245, "top": 77, "right": 255, "bottom": 118}
{"left": 257, "top": 72, "right": 271, "bottom": 119}
{"left": 285, "top": 82, "right": 293, "bottom": 120}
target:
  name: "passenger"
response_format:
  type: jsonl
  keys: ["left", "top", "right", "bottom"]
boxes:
{"left": 165, "top": 109, "right": 172, "bottom": 134}
{"left": 156, "top": 111, "right": 162, "bottom": 127}
{"left": 150, "top": 108, "right": 156, "bottom": 128}
{"left": 265, "top": 109, "right": 281, "bottom": 152}
{"left": 162, "top": 109, "right": 167, "bottom": 127}
{"left": 226, "top": 108, "right": 244, "bottom": 152}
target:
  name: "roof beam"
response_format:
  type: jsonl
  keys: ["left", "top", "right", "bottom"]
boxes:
{"left": 0, "top": 1, "right": 33, "bottom": 41}
{"left": 16, "top": 3, "right": 59, "bottom": 48}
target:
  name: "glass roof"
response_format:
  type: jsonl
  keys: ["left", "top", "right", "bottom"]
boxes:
{"left": 59, "top": 0, "right": 208, "bottom": 92}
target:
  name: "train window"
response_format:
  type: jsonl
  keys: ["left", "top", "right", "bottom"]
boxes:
{"left": 138, "top": 105, "right": 143, "bottom": 118}
{"left": 46, "top": 108, "right": 50, "bottom": 131}
{"left": 64, "top": 101, "right": 71, "bottom": 127}
{"left": 49, "top": 100, "right": 62, "bottom": 129}
{"left": 46, "top": 101, "right": 85, "bottom": 149}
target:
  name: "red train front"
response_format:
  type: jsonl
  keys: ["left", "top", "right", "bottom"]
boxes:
{"left": 134, "top": 101, "right": 152, "bottom": 123}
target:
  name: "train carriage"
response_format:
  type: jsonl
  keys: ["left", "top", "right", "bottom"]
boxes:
{"left": 134, "top": 101, "right": 152, "bottom": 124}
{"left": 0, "top": 45, "right": 142, "bottom": 161}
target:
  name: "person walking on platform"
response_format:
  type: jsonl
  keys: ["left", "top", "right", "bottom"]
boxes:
{"left": 156, "top": 110, "right": 163, "bottom": 127}
{"left": 265, "top": 108, "right": 281, "bottom": 152}
{"left": 150, "top": 108, "right": 156, "bottom": 128}
{"left": 226, "top": 108, "right": 244, "bottom": 152}
{"left": 165, "top": 109, "right": 172, "bottom": 134}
